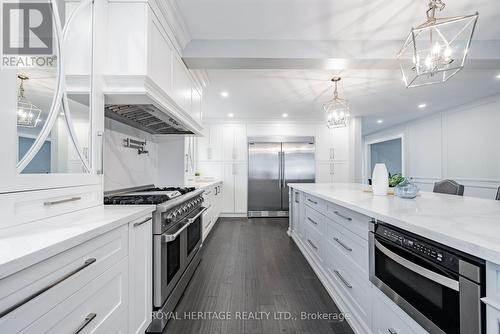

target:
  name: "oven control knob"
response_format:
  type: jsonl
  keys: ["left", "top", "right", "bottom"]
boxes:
{"left": 176, "top": 209, "right": 183, "bottom": 216}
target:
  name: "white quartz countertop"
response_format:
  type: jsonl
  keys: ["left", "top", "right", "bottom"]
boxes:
{"left": 191, "top": 179, "right": 222, "bottom": 191}
{"left": 289, "top": 183, "right": 500, "bottom": 264}
{"left": 0, "top": 205, "right": 155, "bottom": 279}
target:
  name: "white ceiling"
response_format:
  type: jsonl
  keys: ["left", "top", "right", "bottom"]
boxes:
{"left": 202, "top": 69, "right": 500, "bottom": 134}
{"left": 176, "top": 0, "right": 500, "bottom": 134}
{"left": 178, "top": 0, "right": 498, "bottom": 40}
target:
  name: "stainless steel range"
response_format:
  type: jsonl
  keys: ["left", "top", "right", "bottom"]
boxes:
{"left": 104, "top": 185, "right": 206, "bottom": 333}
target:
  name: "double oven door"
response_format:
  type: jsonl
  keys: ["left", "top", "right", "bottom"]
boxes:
{"left": 153, "top": 207, "right": 205, "bottom": 308}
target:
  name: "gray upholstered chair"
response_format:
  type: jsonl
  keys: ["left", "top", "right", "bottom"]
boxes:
{"left": 433, "top": 179, "right": 465, "bottom": 196}
{"left": 496, "top": 187, "right": 500, "bottom": 201}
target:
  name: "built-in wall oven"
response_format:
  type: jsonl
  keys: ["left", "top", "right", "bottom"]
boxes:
{"left": 369, "top": 221, "right": 485, "bottom": 334}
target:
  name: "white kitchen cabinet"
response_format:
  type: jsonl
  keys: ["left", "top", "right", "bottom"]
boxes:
{"left": 372, "top": 291, "right": 427, "bottom": 334}
{"left": 316, "top": 162, "right": 350, "bottom": 183}
{"left": 0, "top": 0, "right": 102, "bottom": 198}
{"left": 196, "top": 125, "right": 223, "bottom": 162}
{"left": 202, "top": 182, "right": 223, "bottom": 240}
{"left": 128, "top": 215, "right": 153, "bottom": 334}
{"left": 0, "top": 224, "right": 129, "bottom": 332}
{"left": 172, "top": 55, "right": 194, "bottom": 115}
{"left": 315, "top": 125, "right": 349, "bottom": 161}
{"left": 104, "top": 2, "right": 203, "bottom": 134}
{"left": 222, "top": 163, "right": 247, "bottom": 214}
{"left": 486, "top": 305, "right": 500, "bottom": 334}
{"left": 222, "top": 124, "right": 247, "bottom": 162}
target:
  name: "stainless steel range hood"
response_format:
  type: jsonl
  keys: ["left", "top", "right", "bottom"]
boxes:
{"left": 105, "top": 104, "right": 193, "bottom": 135}
{"left": 103, "top": 75, "right": 203, "bottom": 136}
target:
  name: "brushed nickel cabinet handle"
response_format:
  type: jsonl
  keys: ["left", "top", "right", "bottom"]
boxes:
{"left": 0, "top": 258, "right": 96, "bottom": 318}
{"left": 334, "top": 270, "right": 352, "bottom": 289}
{"left": 307, "top": 198, "right": 317, "bottom": 204}
{"left": 44, "top": 196, "right": 82, "bottom": 206}
{"left": 74, "top": 313, "right": 97, "bottom": 334}
{"left": 133, "top": 217, "right": 152, "bottom": 227}
{"left": 334, "top": 237, "right": 352, "bottom": 252}
{"left": 307, "top": 217, "right": 318, "bottom": 225}
{"left": 333, "top": 211, "right": 352, "bottom": 221}
{"left": 388, "top": 329, "right": 397, "bottom": 334}
{"left": 307, "top": 239, "right": 318, "bottom": 250}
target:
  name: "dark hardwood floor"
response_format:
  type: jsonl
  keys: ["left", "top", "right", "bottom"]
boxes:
{"left": 164, "top": 217, "right": 354, "bottom": 334}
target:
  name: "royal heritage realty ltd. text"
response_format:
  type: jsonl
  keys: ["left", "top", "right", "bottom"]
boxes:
{"left": 151, "top": 311, "right": 351, "bottom": 321}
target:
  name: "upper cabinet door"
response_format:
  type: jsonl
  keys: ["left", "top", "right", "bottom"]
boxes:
{"left": 222, "top": 124, "right": 247, "bottom": 162}
{"left": 315, "top": 125, "right": 334, "bottom": 161}
{"left": 0, "top": 0, "right": 100, "bottom": 193}
{"left": 332, "top": 127, "right": 350, "bottom": 161}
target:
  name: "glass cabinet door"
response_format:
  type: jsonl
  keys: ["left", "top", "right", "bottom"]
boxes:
{"left": 16, "top": 0, "right": 94, "bottom": 175}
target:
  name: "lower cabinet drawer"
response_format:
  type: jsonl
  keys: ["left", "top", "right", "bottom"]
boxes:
{"left": 325, "top": 216, "right": 369, "bottom": 277}
{"left": 0, "top": 184, "right": 102, "bottom": 229}
{"left": 304, "top": 227, "right": 323, "bottom": 263}
{"left": 19, "top": 257, "right": 129, "bottom": 334}
{"left": 0, "top": 225, "right": 128, "bottom": 332}
{"left": 304, "top": 206, "right": 324, "bottom": 235}
{"left": 325, "top": 250, "right": 371, "bottom": 325}
{"left": 326, "top": 202, "right": 370, "bottom": 240}
{"left": 372, "top": 291, "right": 428, "bottom": 334}
{"left": 305, "top": 194, "right": 327, "bottom": 215}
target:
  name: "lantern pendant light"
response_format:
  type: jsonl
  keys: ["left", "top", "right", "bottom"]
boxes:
{"left": 17, "top": 74, "right": 42, "bottom": 128}
{"left": 397, "top": 0, "right": 478, "bottom": 88}
{"left": 323, "top": 77, "right": 350, "bottom": 128}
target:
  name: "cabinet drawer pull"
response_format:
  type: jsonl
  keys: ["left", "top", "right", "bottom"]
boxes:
{"left": 307, "top": 239, "right": 318, "bottom": 250}
{"left": 307, "top": 198, "right": 318, "bottom": 205}
{"left": 133, "top": 217, "right": 152, "bottom": 227}
{"left": 44, "top": 196, "right": 82, "bottom": 206}
{"left": 388, "top": 329, "right": 397, "bottom": 334}
{"left": 205, "top": 191, "right": 213, "bottom": 196}
{"left": 333, "top": 211, "right": 352, "bottom": 221}
{"left": 0, "top": 258, "right": 96, "bottom": 318}
{"left": 295, "top": 192, "right": 300, "bottom": 203}
{"left": 333, "top": 237, "right": 352, "bottom": 252}
{"left": 307, "top": 217, "right": 318, "bottom": 225}
{"left": 74, "top": 313, "right": 97, "bottom": 334}
{"left": 334, "top": 270, "right": 352, "bottom": 289}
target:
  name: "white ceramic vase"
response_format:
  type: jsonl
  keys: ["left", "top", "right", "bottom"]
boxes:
{"left": 372, "top": 163, "right": 389, "bottom": 196}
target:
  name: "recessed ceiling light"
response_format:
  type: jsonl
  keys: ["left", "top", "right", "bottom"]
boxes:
{"left": 282, "top": 113, "right": 288, "bottom": 118}
{"left": 227, "top": 113, "right": 234, "bottom": 118}
{"left": 418, "top": 103, "right": 427, "bottom": 109}
{"left": 496, "top": 74, "right": 500, "bottom": 79}
{"left": 220, "top": 91, "right": 229, "bottom": 98}
{"left": 377, "top": 119, "right": 384, "bottom": 124}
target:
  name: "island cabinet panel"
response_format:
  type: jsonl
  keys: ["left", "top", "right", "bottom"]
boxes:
{"left": 290, "top": 186, "right": 433, "bottom": 334}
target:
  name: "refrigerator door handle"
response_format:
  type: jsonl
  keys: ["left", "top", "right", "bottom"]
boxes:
{"left": 278, "top": 151, "right": 282, "bottom": 189}
{"left": 281, "top": 150, "right": 286, "bottom": 188}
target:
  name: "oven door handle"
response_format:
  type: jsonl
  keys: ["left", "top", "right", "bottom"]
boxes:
{"left": 375, "top": 240, "right": 459, "bottom": 291}
{"left": 162, "top": 223, "right": 190, "bottom": 243}
{"left": 187, "top": 207, "right": 207, "bottom": 224}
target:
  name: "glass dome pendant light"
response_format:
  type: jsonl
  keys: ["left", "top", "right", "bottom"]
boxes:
{"left": 323, "top": 77, "right": 350, "bottom": 128}
{"left": 17, "top": 74, "right": 42, "bottom": 128}
{"left": 397, "top": 0, "right": 478, "bottom": 88}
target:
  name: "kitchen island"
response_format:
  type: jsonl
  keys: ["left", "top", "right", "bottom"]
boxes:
{"left": 288, "top": 183, "right": 500, "bottom": 334}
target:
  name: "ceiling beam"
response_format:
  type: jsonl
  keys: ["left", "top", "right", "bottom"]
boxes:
{"left": 182, "top": 40, "right": 500, "bottom": 70}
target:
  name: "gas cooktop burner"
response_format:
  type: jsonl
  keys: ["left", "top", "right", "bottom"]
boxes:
{"left": 142, "top": 186, "right": 196, "bottom": 194}
{"left": 104, "top": 194, "right": 170, "bottom": 205}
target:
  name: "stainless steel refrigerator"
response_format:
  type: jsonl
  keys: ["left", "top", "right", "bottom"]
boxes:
{"left": 248, "top": 136, "right": 315, "bottom": 217}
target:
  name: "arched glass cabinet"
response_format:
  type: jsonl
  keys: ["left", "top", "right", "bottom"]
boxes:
{"left": 0, "top": 0, "right": 102, "bottom": 193}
